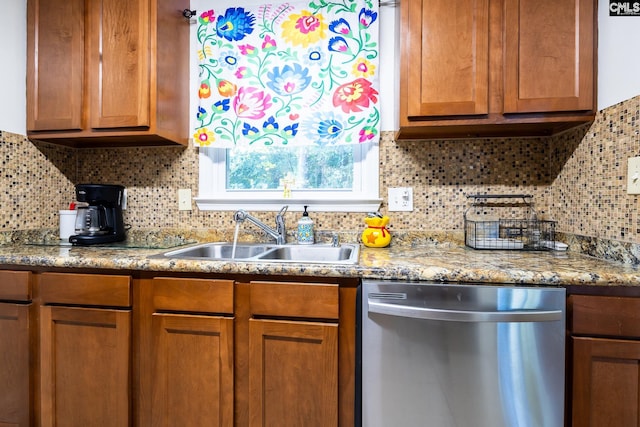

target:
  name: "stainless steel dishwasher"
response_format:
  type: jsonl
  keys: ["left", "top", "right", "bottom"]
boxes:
{"left": 358, "top": 280, "right": 565, "bottom": 427}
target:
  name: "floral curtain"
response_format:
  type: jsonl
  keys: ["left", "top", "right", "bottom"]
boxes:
{"left": 193, "top": 0, "right": 380, "bottom": 147}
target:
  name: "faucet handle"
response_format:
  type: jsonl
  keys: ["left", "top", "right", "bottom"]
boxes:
{"left": 278, "top": 205, "right": 288, "bottom": 216}
{"left": 234, "top": 209, "right": 248, "bottom": 222}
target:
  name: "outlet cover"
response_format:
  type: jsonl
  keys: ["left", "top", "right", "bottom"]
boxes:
{"left": 628, "top": 157, "right": 640, "bottom": 194}
{"left": 388, "top": 187, "right": 413, "bottom": 211}
{"left": 178, "top": 189, "right": 192, "bottom": 211}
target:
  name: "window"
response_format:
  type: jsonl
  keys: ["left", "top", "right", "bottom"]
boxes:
{"left": 196, "top": 141, "right": 380, "bottom": 212}
{"left": 191, "top": 0, "right": 382, "bottom": 212}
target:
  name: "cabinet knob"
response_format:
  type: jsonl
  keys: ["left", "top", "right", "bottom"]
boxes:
{"left": 182, "top": 9, "right": 197, "bottom": 20}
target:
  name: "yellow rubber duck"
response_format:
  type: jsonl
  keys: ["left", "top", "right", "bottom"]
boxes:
{"left": 362, "top": 214, "right": 391, "bottom": 248}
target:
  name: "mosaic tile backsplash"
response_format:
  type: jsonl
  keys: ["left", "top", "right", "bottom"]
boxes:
{"left": 1, "top": 94, "right": 639, "bottom": 248}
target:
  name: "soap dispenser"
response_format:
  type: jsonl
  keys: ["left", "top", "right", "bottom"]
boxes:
{"left": 297, "top": 205, "right": 315, "bottom": 244}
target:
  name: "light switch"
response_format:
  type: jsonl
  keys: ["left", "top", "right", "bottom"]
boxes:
{"left": 627, "top": 157, "right": 640, "bottom": 195}
{"left": 178, "top": 189, "right": 192, "bottom": 211}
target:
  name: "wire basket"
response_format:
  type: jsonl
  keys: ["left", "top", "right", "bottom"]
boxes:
{"left": 464, "top": 195, "right": 556, "bottom": 250}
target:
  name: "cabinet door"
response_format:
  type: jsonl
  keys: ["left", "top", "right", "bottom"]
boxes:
{"left": 151, "top": 313, "right": 234, "bottom": 427}
{"left": 504, "top": 0, "right": 595, "bottom": 113}
{"left": 402, "top": 0, "right": 489, "bottom": 117}
{"left": 249, "top": 319, "right": 338, "bottom": 427}
{"left": 572, "top": 336, "right": 640, "bottom": 426}
{"left": 87, "top": 0, "right": 150, "bottom": 129}
{"left": 26, "top": 0, "right": 84, "bottom": 131}
{"left": 0, "top": 303, "right": 30, "bottom": 427}
{"left": 40, "top": 305, "right": 130, "bottom": 427}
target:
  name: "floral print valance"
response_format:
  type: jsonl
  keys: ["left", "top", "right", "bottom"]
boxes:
{"left": 193, "top": 0, "right": 380, "bottom": 147}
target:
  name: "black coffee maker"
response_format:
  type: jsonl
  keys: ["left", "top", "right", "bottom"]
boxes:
{"left": 69, "top": 184, "right": 126, "bottom": 245}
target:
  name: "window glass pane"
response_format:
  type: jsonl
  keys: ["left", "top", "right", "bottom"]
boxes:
{"left": 226, "top": 145, "right": 353, "bottom": 191}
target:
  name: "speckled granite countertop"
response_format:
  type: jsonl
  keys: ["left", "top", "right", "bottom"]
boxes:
{"left": 1, "top": 238, "right": 640, "bottom": 288}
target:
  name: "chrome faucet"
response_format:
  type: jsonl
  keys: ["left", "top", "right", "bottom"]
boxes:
{"left": 233, "top": 206, "right": 288, "bottom": 245}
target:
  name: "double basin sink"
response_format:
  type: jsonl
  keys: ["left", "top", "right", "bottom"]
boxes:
{"left": 156, "top": 242, "right": 360, "bottom": 265}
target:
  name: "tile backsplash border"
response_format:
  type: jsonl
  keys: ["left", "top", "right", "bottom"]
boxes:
{"left": 0, "top": 131, "right": 76, "bottom": 231}
{"left": 2, "top": 94, "right": 639, "bottom": 263}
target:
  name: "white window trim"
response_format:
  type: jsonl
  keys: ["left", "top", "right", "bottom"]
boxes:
{"left": 195, "top": 141, "right": 382, "bottom": 213}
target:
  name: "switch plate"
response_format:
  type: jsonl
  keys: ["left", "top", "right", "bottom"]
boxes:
{"left": 628, "top": 157, "right": 640, "bottom": 194}
{"left": 388, "top": 187, "right": 413, "bottom": 211}
{"left": 178, "top": 189, "right": 192, "bottom": 211}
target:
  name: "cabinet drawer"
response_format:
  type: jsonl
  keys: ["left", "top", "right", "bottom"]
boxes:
{"left": 0, "top": 270, "right": 31, "bottom": 301}
{"left": 152, "top": 277, "right": 234, "bottom": 314}
{"left": 250, "top": 281, "right": 339, "bottom": 320}
{"left": 40, "top": 272, "right": 131, "bottom": 307}
{"left": 570, "top": 295, "right": 640, "bottom": 338}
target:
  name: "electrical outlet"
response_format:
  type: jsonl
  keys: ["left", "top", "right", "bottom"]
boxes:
{"left": 628, "top": 157, "right": 640, "bottom": 194}
{"left": 388, "top": 187, "right": 413, "bottom": 211}
{"left": 178, "top": 189, "right": 192, "bottom": 211}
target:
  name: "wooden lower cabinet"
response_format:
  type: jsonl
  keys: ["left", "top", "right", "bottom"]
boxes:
{"left": 569, "top": 294, "right": 640, "bottom": 426}
{"left": 39, "top": 306, "right": 131, "bottom": 426}
{"left": 249, "top": 319, "right": 338, "bottom": 427}
{"left": 140, "top": 276, "right": 351, "bottom": 427}
{"left": 140, "top": 277, "right": 235, "bottom": 427}
{"left": 0, "top": 267, "right": 356, "bottom": 427}
{"left": 15, "top": 265, "right": 640, "bottom": 427}
{"left": 0, "top": 303, "right": 31, "bottom": 427}
{"left": 0, "top": 302, "right": 31, "bottom": 427}
{"left": 151, "top": 314, "right": 234, "bottom": 426}
{"left": 247, "top": 280, "right": 340, "bottom": 427}
{"left": 572, "top": 336, "right": 640, "bottom": 426}
{"left": 0, "top": 271, "right": 32, "bottom": 427}
{"left": 38, "top": 272, "right": 132, "bottom": 427}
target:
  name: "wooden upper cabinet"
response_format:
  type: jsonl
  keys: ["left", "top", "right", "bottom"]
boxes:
{"left": 26, "top": 0, "right": 84, "bottom": 132}
{"left": 404, "top": 0, "right": 490, "bottom": 117}
{"left": 87, "top": 0, "right": 150, "bottom": 129}
{"left": 27, "top": 0, "right": 190, "bottom": 147}
{"left": 398, "top": 0, "right": 597, "bottom": 139}
{"left": 503, "top": 0, "right": 595, "bottom": 113}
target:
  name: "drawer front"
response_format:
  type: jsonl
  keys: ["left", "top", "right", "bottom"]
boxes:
{"left": 40, "top": 272, "right": 131, "bottom": 307}
{"left": 0, "top": 270, "right": 31, "bottom": 301}
{"left": 571, "top": 294, "right": 640, "bottom": 338}
{"left": 250, "top": 281, "right": 339, "bottom": 320}
{"left": 152, "top": 277, "right": 234, "bottom": 314}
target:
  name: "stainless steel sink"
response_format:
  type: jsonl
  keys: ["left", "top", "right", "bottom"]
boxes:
{"left": 258, "top": 245, "right": 356, "bottom": 262}
{"left": 161, "top": 243, "right": 272, "bottom": 260}
{"left": 154, "top": 242, "right": 360, "bottom": 264}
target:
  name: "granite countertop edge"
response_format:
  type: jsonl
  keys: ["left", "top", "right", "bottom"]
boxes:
{"left": 1, "top": 242, "right": 640, "bottom": 287}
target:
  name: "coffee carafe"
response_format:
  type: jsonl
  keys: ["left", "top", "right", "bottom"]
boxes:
{"left": 69, "top": 184, "right": 126, "bottom": 245}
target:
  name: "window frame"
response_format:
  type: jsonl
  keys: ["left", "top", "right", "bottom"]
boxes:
{"left": 195, "top": 141, "right": 382, "bottom": 212}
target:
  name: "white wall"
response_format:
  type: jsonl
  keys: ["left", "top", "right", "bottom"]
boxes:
{"left": 0, "top": 1, "right": 637, "bottom": 136}
{"left": 597, "top": 1, "right": 640, "bottom": 109}
{"left": 377, "top": 3, "right": 400, "bottom": 131}
{"left": 0, "top": 0, "right": 27, "bottom": 135}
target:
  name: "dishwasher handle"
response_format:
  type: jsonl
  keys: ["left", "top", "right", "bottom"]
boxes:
{"left": 368, "top": 300, "right": 563, "bottom": 323}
